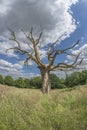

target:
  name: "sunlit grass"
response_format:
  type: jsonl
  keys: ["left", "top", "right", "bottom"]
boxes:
{"left": 0, "top": 84, "right": 87, "bottom": 130}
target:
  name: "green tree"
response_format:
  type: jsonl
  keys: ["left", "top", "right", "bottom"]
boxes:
{"left": 15, "top": 77, "right": 25, "bottom": 88}
{"left": 24, "top": 78, "right": 30, "bottom": 88}
{"left": 50, "top": 74, "right": 60, "bottom": 89}
{"left": 79, "top": 70, "right": 87, "bottom": 85}
{"left": 4, "top": 75, "right": 14, "bottom": 86}
{"left": 50, "top": 74, "right": 66, "bottom": 89}
{"left": 65, "top": 71, "right": 83, "bottom": 87}
{"left": 0, "top": 74, "right": 4, "bottom": 84}
{"left": 30, "top": 76, "right": 42, "bottom": 89}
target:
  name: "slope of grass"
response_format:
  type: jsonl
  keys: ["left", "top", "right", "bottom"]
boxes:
{"left": 0, "top": 84, "right": 87, "bottom": 130}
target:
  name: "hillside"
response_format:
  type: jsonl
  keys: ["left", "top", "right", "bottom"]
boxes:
{"left": 0, "top": 84, "right": 87, "bottom": 130}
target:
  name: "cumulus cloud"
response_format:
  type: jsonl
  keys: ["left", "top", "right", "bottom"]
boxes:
{"left": 67, "top": 43, "right": 87, "bottom": 71}
{"left": 0, "top": 36, "right": 18, "bottom": 57}
{"left": 0, "top": 0, "right": 80, "bottom": 78}
{"left": 0, "top": 59, "right": 23, "bottom": 71}
{"left": 0, "top": 0, "right": 79, "bottom": 57}
{"left": 0, "top": 0, "right": 78, "bottom": 43}
{"left": 0, "top": 59, "right": 34, "bottom": 78}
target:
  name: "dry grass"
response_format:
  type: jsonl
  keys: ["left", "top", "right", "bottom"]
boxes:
{"left": 0, "top": 84, "right": 87, "bottom": 130}
{"left": 0, "top": 84, "right": 10, "bottom": 98}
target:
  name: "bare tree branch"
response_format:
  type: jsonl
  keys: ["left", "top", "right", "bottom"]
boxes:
{"left": 7, "top": 28, "right": 83, "bottom": 94}
{"left": 50, "top": 52, "right": 83, "bottom": 71}
{"left": 36, "top": 32, "right": 43, "bottom": 45}
{"left": 63, "top": 40, "right": 80, "bottom": 51}
{"left": 48, "top": 34, "right": 64, "bottom": 53}
{"left": 47, "top": 40, "right": 80, "bottom": 68}
{"left": 24, "top": 57, "right": 31, "bottom": 66}
{"left": 8, "top": 29, "right": 45, "bottom": 67}
{"left": 8, "top": 28, "right": 21, "bottom": 49}
{"left": 21, "top": 29, "right": 34, "bottom": 50}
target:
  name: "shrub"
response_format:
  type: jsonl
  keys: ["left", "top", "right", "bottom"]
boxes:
{"left": 24, "top": 78, "right": 30, "bottom": 88}
{"left": 50, "top": 74, "right": 61, "bottom": 89}
{"left": 57, "top": 84, "right": 66, "bottom": 89}
{"left": 4, "top": 75, "right": 14, "bottom": 86}
{"left": 65, "top": 71, "right": 87, "bottom": 87}
{"left": 30, "top": 76, "right": 42, "bottom": 89}
{"left": 15, "top": 77, "right": 25, "bottom": 88}
{"left": 0, "top": 74, "right": 4, "bottom": 84}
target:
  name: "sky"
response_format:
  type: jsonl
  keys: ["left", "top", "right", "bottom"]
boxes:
{"left": 0, "top": 0, "right": 87, "bottom": 79}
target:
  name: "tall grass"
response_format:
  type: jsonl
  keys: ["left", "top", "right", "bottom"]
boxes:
{"left": 0, "top": 84, "right": 87, "bottom": 130}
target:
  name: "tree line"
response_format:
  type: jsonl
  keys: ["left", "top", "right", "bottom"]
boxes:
{"left": 0, "top": 74, "right": 65, "bottom": 89}
{"left": 0, "top": 70, "right": 87, "bottom": 89}
{"left": 65, "top": 70, "right": 87, "bottom": 87}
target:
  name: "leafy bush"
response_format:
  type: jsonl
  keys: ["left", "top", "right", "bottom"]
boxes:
{"left": 50, "top": 74, "right": 61, "bottom": 89}
{"left": 79, "top": 70, "right": 87, "bottom": 85}
{"left": 57, "top": 84, "right": 66, "bottom": 89}
{"left": 0, "top": 74, "right": 4, "bottom": 84}
{"left": 4, "top": 75, "right": 14, "bottom": 86}
{"left": 15, "top": 77, "right": 25, "bottom": 88}
{"left": 24, "top": 78, "right": 30, "bottom": 88}
{"left": 65, "top": 70, "right": 87, "bottom": 87}
{"left": 30, "top": 76, "right": 42, "bottom": 89}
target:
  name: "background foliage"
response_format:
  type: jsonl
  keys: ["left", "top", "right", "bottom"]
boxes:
{"left": 0, "top": 70, "right": 87, "bottom": 89}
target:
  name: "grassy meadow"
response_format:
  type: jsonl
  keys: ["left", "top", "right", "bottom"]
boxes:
{"left": 0, "top": 84, "right": 87, "bottom": 130}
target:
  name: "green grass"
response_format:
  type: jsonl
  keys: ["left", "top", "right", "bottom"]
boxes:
{"left": 0, "top": 84, "right": 87, "bottom": 130}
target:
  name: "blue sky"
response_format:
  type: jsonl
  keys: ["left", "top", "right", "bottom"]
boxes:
{"left": 0, "top": 0, "right": 87, "bottom": 78}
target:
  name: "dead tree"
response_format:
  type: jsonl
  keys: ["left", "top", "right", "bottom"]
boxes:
{"left": 7, "top": 28, "right": 82, "bottom": 94}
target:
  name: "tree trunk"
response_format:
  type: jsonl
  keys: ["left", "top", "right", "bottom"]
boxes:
{"left": 40, "top": 68, "right": 51, "bottom": 94}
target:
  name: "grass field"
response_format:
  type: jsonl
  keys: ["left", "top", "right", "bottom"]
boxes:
{"left": 0, "top": 84, "right": 87, "bottom": 130}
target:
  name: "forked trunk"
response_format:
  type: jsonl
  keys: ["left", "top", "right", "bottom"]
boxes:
{"left": 40, "top": 68, "right": 51, "bottom": 94}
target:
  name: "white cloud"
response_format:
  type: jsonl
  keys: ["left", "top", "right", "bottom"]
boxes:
{"left": 55, "top": 43, "right": 87, "bottom": 77}
{"left": 0, "top": 36, "right": 18, "bottom": 58}
{"left": 0, "top": 0, "right": 79, "bottom": 78}
{"left": 0, "top": 0, "right": 79, "bottom": 59}
{"left": 0, "top": 59, "right": 23, "bottom": 77}
{"left": 72, "top": 44, "right": 87, "bottom": 57}
{"left": 0, "top": 0, "right": 12, "bottom": 14}
{"left": 0, "top": 59, "right": 13, "bottom": 68}
{"left": 0, "top": 0, "right": 78, "bottom": 43}
{"left": 0, "top": 58, "right": 35, "bottom": 78}
{"left": 67, "top": 43, "right": 87, "bottom": 70}
{"left": 0, "top": 59, "right": 23, "bottom": 69}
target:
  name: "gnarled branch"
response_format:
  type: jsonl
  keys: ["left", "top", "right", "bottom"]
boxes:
{"left": 8, "top": 29, "right": 45, "bottom": 67}
{"left": 48, "top": 40, "right": 80, "bottom": 68}
{"left": 50, "top": 52, "right": 83, "bottom": 71}
{"left": 7, "top": 29, "right": 82, "bottom": 74}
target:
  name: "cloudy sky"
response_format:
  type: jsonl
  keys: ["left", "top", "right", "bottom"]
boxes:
{"left": 0, "top": 0, "right": 87, "bottom": 78}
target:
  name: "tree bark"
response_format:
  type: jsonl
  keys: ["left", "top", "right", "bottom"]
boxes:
{"left": 40, "top": 68, "right": 51, "bottom": 94}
